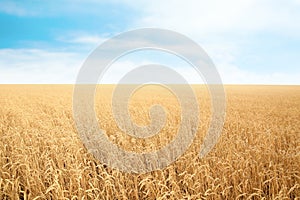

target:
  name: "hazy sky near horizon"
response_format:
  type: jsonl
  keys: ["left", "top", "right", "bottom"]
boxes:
{"left": 0, "top": 0, "right": 299, "bottom": 84}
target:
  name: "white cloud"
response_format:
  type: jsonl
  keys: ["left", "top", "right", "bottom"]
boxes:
{"left": 0, "top": 1, "right": 36, "bottom": 16}
{"left": 68, "top": 36, "right": 105, "bottom": 44}
{"left": 58, "top": 34, "right": 108, "bottom": 45}
{"left": 0, "top": 49, "right": 83, "bottom": 83}
{"left": 0, "top": 48, "right": 298, "bottom": 84}
{"left": 100, "top": 59, "right": 202, "bottom": 84}
{"left": 128, "top": 0, "right": 300, "bottom": 37}
{"left": 0, "top": 0, "right": 299, "bottom": 84}
{"left": 122, "top": 0, "right": 300, "bottom": 84}
{"left": 217, "top": 63, "right": 300, "bottom": 84}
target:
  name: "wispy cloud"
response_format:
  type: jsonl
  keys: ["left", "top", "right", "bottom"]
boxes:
{"left": 129, "top": 0, "right": 300, "bottom": 37}
{"left": 0, "top": 1, "right": 35, "bottom": 16}
{"left": 0, "top": 49, "right": 83, "bottom": 83}
{"left": 0, "top": 0, "right": 299, "bottom": 84}
{"left": 57, "top": 32, "right": 109, "bottom": 45}
{"left": 0, "top": 47, "right": 299, "bottom": 84}
{"left": 125, "top": 0, "right": 300, "bottom": 85}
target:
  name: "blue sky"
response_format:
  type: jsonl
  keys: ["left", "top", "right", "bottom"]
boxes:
{"left": 0, "top": 0, "right": 299, "bottom": 84}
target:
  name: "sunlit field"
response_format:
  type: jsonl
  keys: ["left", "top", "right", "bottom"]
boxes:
{"left": 0, "top": 85, "right": 299, "bottom": 199}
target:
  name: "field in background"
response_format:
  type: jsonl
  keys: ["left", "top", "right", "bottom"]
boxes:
{"left": 0, "top": 85, "right": 299, "bottom": 199}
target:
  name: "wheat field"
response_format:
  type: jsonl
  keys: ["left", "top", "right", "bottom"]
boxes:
{"left": 0, "top": 85, "right": 299, "bottom": 199}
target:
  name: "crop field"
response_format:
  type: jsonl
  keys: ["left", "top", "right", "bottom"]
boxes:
{"left": 0, "top": 85, "right": 299, "bottom": 199}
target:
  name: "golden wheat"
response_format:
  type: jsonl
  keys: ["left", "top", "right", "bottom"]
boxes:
{"left": 0, "top": 85, "right": 299, "bottom": 199}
